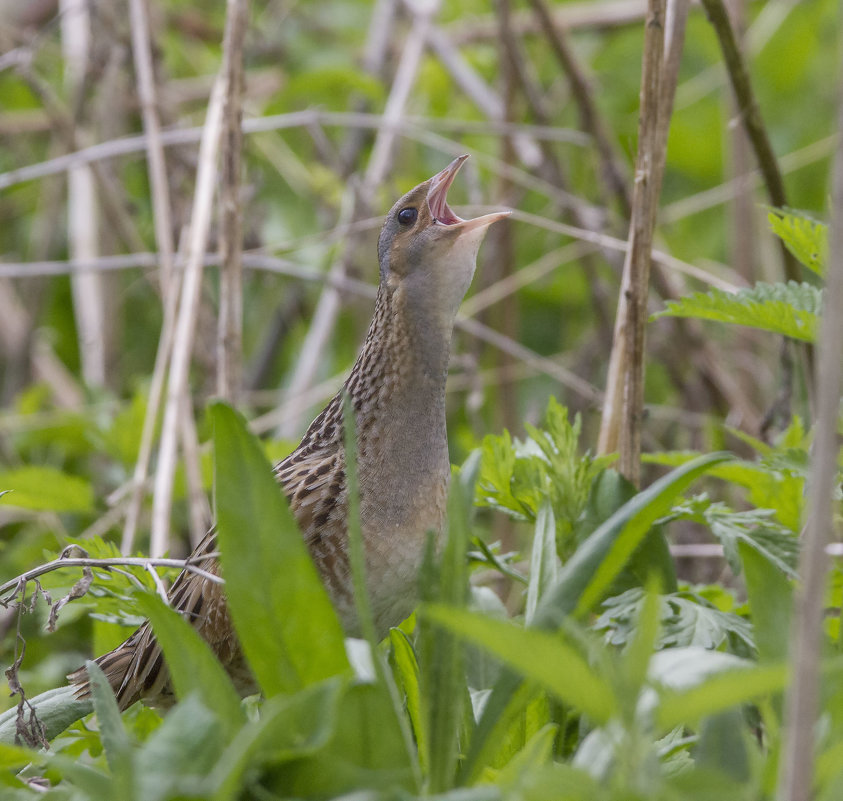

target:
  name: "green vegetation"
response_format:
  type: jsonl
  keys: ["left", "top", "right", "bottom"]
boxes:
{"left": 1, "top": 1, "right": 841, "bottom": 799}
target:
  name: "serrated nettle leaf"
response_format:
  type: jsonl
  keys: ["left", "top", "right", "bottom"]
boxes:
{"left": 595, "top": 588, "right": 755, "bottom": 654}
{"left": 0, "top": 465, "right": 94, "bottom": 512}
{"left": 210, "top": 402, "right": 348, "bottom": 697}
{"left": 652, "top": 281, "right": 822, "bottom": 342}
{"left": 767, "top": 207, "right": 828, "bottom": 276}
{"left": 670, "top": 496, "right": 799, "bottom": 578}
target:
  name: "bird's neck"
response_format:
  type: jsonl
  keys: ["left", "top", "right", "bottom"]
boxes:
{"left": 345, "top": 282, "right": 452, "bottom": 474}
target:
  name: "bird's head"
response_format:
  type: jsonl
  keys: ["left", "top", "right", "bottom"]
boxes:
{"left": 377, "top": 155, "right": 509, "bottom": 333}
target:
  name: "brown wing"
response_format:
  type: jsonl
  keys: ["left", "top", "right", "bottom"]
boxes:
{"left": 69, "top": 401, "right": 348, "bottom": 709}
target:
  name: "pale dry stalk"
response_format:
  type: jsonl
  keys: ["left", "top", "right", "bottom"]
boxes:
{"left": 216, "top": 0, "right": 248, "bottom": 403}
{"left": 149, "top": 70, "right": 226, "bottom": 557}
{"left": 128, "top": 0, "right": 176, "bottom": 297}
{"left": 597, "top": 0, "right": 688, "bottom": 484}
{"left": 61, "top": 0, "right": 106, "bottom": 388}
{"left": 778, "top": 61, "right": 843, "bottom": 801}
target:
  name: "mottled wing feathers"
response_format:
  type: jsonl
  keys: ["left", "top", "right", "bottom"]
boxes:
{"left": 69, "top": 396, "right": 349, "bottom": 709}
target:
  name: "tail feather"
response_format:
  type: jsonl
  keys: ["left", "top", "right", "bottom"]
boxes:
{"left": 67, "top": 623, "right": 171, "bottom": 711}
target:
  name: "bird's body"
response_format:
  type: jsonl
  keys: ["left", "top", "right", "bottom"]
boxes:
{"left": 68, "top": 156, "right": 507, "bottom": 710}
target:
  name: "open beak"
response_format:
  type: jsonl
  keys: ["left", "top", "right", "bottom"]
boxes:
{"left": 427, "top": 155, "right": 510, "bottom": 233}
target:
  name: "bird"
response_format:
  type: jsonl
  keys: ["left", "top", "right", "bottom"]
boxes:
{"left": 67, "top": 154, "right": 509, "bottom": 711}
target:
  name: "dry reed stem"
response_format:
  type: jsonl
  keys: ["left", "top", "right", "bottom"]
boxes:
{"left": 121, "top": 230, "right": 190, "bottom": 554}
{"left": 61, "top": 0, "right": 106, "bottom": 388}
{"left": 0, "top": 111, "right": 589, "bottom": 191}
{"left": 150, "top": 75, "right": 226, "bottom": 557}
{"left": 216, "top": 0, "right": 248, "bottom": 403}
{"left": 598, "top": 0, "right": 686, "bottom": 482}
{"left": 778, "top": 67, "right": 843, "bottom": 801}
{"left": 128, "top": 0, "right": 175, "bottom": 299}
{"left": 178, "top": 393, "right": 211, "bottom": 548}
{"left": 453, "top": 0, "right": 652, "bottom": 44}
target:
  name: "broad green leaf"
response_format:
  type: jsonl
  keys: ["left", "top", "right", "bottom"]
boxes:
{"left": 266, "top": 681, "right": 415, "bottom": 796}
{"left": 210, "top": 401, "right": 348, "bottom": 697}
{"left": 135, "top": 694, "right": 224, "bottom": 801}
{"left": 422, "top": 605, "right": 616, "bottom": 724}
{"left": 209, "top": 678, "right": 342, "bottom": 801}
{"left": 696, "top": 708, "right": 752, "bottom": 783}
{"left": 0, "top": 685, "right": 93, "bottom": 746}
{"left": 0, "top": 465, "right": 94, "bottom": 512}
{"left": 740, "top": 542, "right": 792, "bottom": 663}
{"left": 466, "top": 454, "right": 728, "bottom": 781}
{"left": 768, "top": 208, "right": 827, "bottom": 276}
{"left": 87, "top": 660, "right": 134, "bottom": 800}
{"left": 571, "top": 452, "right": 732, "bottom": 619}
{"left": 654, "top": 649, "right": 789, "bottom": 730}
{"left": 459, "top": 676, "right": 550, "bottom": 785}
{"left": 0, "top": 741, "right": 39, "bottom": 769}
{"left": 494, "top": 723, "right": 558, "bottom": 790}
{"left": 652, "top": 281, "right": 821, "bottom": 342}
{"left": 135, "top": 594, "right": 244, "bottom": 735}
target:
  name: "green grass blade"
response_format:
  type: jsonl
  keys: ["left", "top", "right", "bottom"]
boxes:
{"left": 390, "top": 628, "right": 426, "bottom": 773}
{"left": 557, "top": 452, "right": 731, "bottom": 621}
{"left": 210, "top": 401, "right": 348, "bottom": 697}
{"left": 657, "top": 661, "right": 789, "bottom": 730}
{"left": 422, "top": 468, "right": 473, "bottom": 792}
{"left": 135, "top": 594, "right": 244, "bottom": 734}
{"left": 423, "top": 605, "right": 615, "bottom": 725}
{"left": 86, "top": 660, "right": 134, "bottom": 800}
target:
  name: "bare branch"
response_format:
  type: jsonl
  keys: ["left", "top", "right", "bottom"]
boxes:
{"left": 0, "top": 556, "right": 223, "bottom": 603}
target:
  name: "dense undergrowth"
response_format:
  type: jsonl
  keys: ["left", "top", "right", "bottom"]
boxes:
{"left": 0, "top": 212, "right": 840, "bottom": 799}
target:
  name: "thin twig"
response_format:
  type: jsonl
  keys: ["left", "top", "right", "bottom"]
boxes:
{"left": 0, "top": 556, "right": 223, "bottom": 602}
{"left": 178, "top": 394, "right": 211, "bottom": 548}
{"left": 778, "top": 68, "right": 843, "bottom": 801}
{"left": 121, "top": 230, "right": 190, "bottom": 554}
{"left": 0, "top": 111, "right": 588, "bottom": 191}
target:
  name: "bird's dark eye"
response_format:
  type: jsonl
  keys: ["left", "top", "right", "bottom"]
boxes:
{"left": 397, "top": 207, "right": 418, "bottom": 225}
